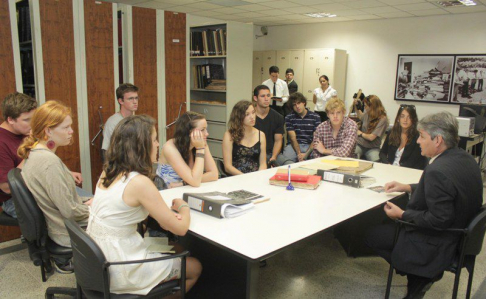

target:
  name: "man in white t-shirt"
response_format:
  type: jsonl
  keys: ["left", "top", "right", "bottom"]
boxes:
{"left": 262, "top": 66, "right": 289, "bottom": 116}
{"left": 102, "top": 83, "right": 139, "bottom": 156}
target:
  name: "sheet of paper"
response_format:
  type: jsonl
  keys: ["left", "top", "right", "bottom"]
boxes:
{"left": 205, "top": 195, "right": 233, "bottom": 201}
{"left": 367, "top": 186, "right": 385, "bottom": 193}
{"left": 300, "top": 162, "right": 338, "bottom": 171}
{"left": 276, "top": 168, "right": 310, "bottom": 175}
{"left": 321, "top": 159, "right": 359, "bottom": 168}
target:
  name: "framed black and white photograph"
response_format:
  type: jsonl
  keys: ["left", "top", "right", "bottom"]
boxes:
{"left": 395, "top": 55, "right": 454, "bottom": 103}
{"left": 451, "top": 55, "right": 486, "bottom": 105}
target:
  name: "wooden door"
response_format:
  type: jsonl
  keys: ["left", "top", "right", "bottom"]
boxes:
{"left": 289, "top": 50, "right": 304, "bottom": 94}
{"left": 252, "top": 51, "right": 263, "bottom": 90}
{"left": 39, "top": 0, "right": 80, "bottom": 172}
{"left": 164, "top": 11, "right": 186, "bottom": 140}
{"left": 0, "top": 0, "right": 17, "bottom": 123}
{"left": 84, "top": 0, "right": 116, "bottom": 188}
{"left": 276, "top": 50, "right": 290, "bottom": 81}
{"left": 133, "top": 7, "right": 158, "bottom": 121}
{"left": 261, "top": 50, "right": 276, "bottom": 82}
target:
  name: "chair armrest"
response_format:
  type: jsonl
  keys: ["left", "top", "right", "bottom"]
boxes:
{"left": 107, "top": 250, "right": 189, "bottom": 267}
{"left": 395, "top": 219, "right": 467, "bottom": 234}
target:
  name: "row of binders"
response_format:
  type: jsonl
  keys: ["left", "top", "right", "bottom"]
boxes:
{"left": 192, "top": 64, "right": 226, "bottom": 90}
{"left": 190, "top": 28, "right": 227, "bottom": 57}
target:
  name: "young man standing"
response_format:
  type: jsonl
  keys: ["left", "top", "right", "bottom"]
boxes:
{"left": 102, "top": 83, "right": 139, "bottom": 153}
{"left": 253, "top": 85, "right": 284, "bottom": 166}
{"left": 262, "top": 66, "right": 289, "bottom": 116}
{"left": 284, "top": 68, "right": 298, "bottom": 116}
{"left": 0, "top": 92, "right": 37, "bottom": 218}
{"left": 277, "top": 93, "right": 320, "bottom": 165}
{"left": 312, "top": 98, "right": 358, "bottom": 158}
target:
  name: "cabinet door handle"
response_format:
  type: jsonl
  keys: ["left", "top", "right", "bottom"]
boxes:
{"left": 204, "top": 109, "right": 208, "bottom": 114}
{"left": 308, "top": 90, "right": 312, "bottom": 93}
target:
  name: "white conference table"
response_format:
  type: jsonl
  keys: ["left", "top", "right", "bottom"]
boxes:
{"left": 159, "top": 157, "right": 423, "bottom": 298}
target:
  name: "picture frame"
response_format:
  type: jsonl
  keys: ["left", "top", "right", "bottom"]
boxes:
{"left": 394, "top": 54, "right": 455, "bottom": 104}
{"left": 451, "top": 55, "right": 486, "bottom": 105}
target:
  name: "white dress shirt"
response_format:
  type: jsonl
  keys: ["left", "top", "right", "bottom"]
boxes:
{"left": 313, "top": 86, "right": 337, "bottom": 112}
{"left": 262, "top": 78, "right": 289, "bottom": 106}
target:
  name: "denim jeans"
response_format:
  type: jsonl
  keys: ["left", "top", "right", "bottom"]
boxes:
{"left": 277, "top": 144, "right": 311, "bottom": 165}
{"left": 2, "top": 199, "right": 17, "bottom": 218}
{"left": 355, "top": 144, "right": 380, "bottom": 162}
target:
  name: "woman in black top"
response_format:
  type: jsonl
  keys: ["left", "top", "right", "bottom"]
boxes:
{"left": 223, "top": 100, "right": 267, "bottom": 175}
{"left": 379, "top": 105, "right": 427, "bottom": 170}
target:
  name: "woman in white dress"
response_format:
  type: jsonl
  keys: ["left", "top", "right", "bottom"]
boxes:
{"left": 313, "top": 75, "right": 337, "bottom": 122}
{"left": 87, "top": 115, "right": 202, "bottom": 295}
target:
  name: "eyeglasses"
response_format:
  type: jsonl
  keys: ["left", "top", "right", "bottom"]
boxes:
{"left": 400, "top": 104, "right": 416, "bottom": 110}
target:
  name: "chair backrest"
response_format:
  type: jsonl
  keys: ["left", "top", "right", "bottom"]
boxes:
{"left": 464, "top": 204, "right": 486, "bottom": 256}
{"left": 7, "top": 168, "right": 47, "bottom": 246}
{"left": 64, "top": 219, "right": 109, "bottom": 295}
{"left": 216, "top": 159, "right": 230, "bottom": 178}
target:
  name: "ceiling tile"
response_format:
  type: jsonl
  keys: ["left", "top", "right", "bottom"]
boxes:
{"left": 261, "top": 1, "right": 302, "bottom": 9}
{"left": 282, "top": 6, "right": 321, "bottom": 13}
{"left": 243, "top": 0, "right": 282, "bottom": 3}
{"left": 207, "top": 0, "right": 252, "bottom": 6}
{"left": 259, "top": 9, "right": 294, "bottom": 16}
{"left": 375, "top": 11, "right": 414, "bottom": 18}
{"left": 326, "top": 16, "right": 353, "bottom": 21}
{"left": 211, "top": 7, "right": 247, "bottom": 14}
{"left": 237, "top": 4, "right": 271, "bottom": 11}
{"left": 133, "top": 1, "right": 176, "bottom": 9}
{"left": 377, "top": 0, "right": 425, "bottom": 5}
{"left": 395, "top": 2, "right": 438, "bottom": 11}
{"left": 233, "top": 11, "right": 267, "bottom": 17}
{"left": 361, "top": 6, "right": 401, "bottom": 13}
{"left": 328, "top": 9, "right": 369, "bottom": 16}
{"left": 310, "top": 3, "right": 353, "bottom": 10}
{"left": 152, "top": 0, "right": 201, "bottom": 4}
{"left": 349, "top": 14, "right": 383, "bottom": 19}
{"left": 262, "top": 15, "right": 292, "bottom": 21}
{"left": 190, "top": 10, "right": 227, "bottom": 17}
{"left": 344, "top": 0, "right": 386, "bottom": 9}
{"left": 167, "top": 5, "right": 200, "bottom": 13}
{"left": 185, "top": 2, "right": 224, "bottom": 10}
{"left": 216, "top": 14, "right": 248, "bottom": 20}
{"left": 283, "top": 14, "right": 316, "bottom": 19}
{"left": 444, "top": 5, "right": 486, "bottom": 13}
{"left": 287, "top": 0, "right": 334, "bottom": 4}
{"left": 410, "top": 9, "right": 449, "bottom": 16}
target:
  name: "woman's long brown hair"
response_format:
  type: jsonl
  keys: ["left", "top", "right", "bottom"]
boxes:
{"left": 228, "top": 100, "right": 253, "bottom": 144}
{"left": 363, "top": 95, "right": 387, "bottom": 133}
{"left": 102, "top": 115, "right": 155, "bottom": 188}
{"left": 388, "top": 105, "right": 418, "bottom": 147}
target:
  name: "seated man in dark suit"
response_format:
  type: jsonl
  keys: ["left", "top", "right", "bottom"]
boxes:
{"left": 366, "top": 111, "right": 483, "bottom": 299}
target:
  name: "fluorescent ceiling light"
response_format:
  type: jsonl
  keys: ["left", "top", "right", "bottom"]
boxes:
{"left": 305, "top": 13, "right": 337, "bottom": 18}
{"left": 437, "top": 0, "right": 477, "bottom": 7}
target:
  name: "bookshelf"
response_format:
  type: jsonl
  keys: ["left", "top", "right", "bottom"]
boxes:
{"left": 188, "top": 22, "right": 252, "bottom": 159}
{"left": 16, "top": 0, "right": 35, "bottom": 98}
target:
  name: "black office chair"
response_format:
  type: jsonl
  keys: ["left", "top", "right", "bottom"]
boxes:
{"left": 385, "top": 204, "right": 486, "bottom": 299}
{"left": 7, "top": 168, "right": 76, "bottom": 298}
{"left": 64, "top": 219, "right": 188, "bottom": 299}
{"left": 216, "top": 159, "right": 231, "bottom": 178}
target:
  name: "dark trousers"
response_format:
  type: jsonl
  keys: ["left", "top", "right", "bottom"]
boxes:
{"left": 365, "top": 223, "right": 395, "bottom": 264}
{"left": 462, "top": 80, "right": 469, "bottom": 97}
{"left": 316, "top": 111, "right": 328, "bottom": 122}
{"left": 478, "top": 79, "right": 483, "bottom": 91}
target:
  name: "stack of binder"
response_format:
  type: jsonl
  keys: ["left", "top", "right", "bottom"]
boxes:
{"left": 190, "top": 28, "right": 226, "bottom": 57}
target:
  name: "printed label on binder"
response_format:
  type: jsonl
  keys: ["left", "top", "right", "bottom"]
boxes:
{"left": 323, "top": 172, "right": 344, "bottom": 183}
{"left": 188, "top": 196, "right": 204, "bottom": 211}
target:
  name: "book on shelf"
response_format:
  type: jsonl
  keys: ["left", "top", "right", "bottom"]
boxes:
{"left": 183, "top": 190, "right": 268, "bottom": 219}
{"left": 190, "top": 28, "right": 226, "bottom": 57}
{"left": 192, "top": 64, "right": 226, "bottom": 89}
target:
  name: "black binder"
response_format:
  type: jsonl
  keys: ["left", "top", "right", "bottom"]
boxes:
{"left": 316, "top": 170, "right": 375, "bottom": 188}
{"left": 182, "top": 191, "right": 251, "bottom": 219}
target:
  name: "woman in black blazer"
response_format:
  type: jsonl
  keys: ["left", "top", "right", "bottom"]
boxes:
{"left": 379, "top": 105, "right": 427, "bottom": 170}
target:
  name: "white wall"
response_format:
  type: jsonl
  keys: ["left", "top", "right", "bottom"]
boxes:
{"left": 253, "top": 12, "right": 486, "bottom": 119}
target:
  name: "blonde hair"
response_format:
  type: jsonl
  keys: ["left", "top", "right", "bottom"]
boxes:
{"left": 18, "top": 100, "right": 72, "bottom": 159}
{"left": 325, "top": 97, "right": 346, "bottom": 114}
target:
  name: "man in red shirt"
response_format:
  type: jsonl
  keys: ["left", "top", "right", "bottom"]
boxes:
{"left": 0, "top": 92, "right": 37, "bottom": 218}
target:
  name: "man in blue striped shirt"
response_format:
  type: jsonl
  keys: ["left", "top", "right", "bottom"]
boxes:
{"left": 277, "top": 92, "right": 321, "bottom": 165}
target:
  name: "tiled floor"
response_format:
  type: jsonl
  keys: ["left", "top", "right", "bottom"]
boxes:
{"left": 1, "top": 229, "right": 485, "bottom": 299}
